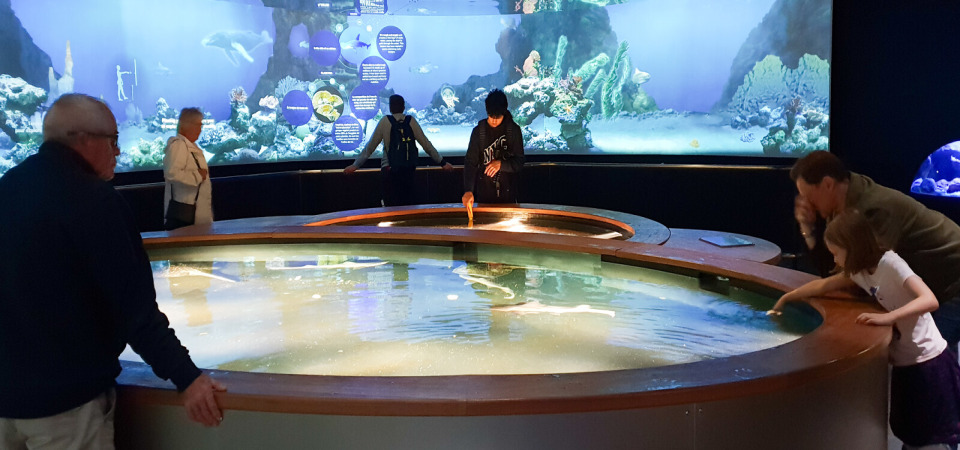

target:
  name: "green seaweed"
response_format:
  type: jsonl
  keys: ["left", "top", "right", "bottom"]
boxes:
{"left": 601, "top": 41, "right": 630, "bottom": 119}
{"left": 584, "top": 68, "right": 605, "bottom": 102}
{"left": 553, "top": 35, "right": 568, "bottom": 78}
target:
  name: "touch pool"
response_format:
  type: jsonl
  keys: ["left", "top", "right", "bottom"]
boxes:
{"left": 122, "top": 242, "right": 818, "bottom": 377}
{"left": 114, "top": 227, "right": 890, "bottom": 450}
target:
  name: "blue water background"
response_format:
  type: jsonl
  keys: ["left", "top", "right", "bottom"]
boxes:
{"left": 335, "top": 14, "right": 504, "bottom": 109}
{"left": 10, "top": 0, "right": 779, "bottom": 117}
{"left": 11, "top": 0, "right": 274, "bottom": 121}
{"left": 608, "top": 0, "right": 777, "bottom": 113}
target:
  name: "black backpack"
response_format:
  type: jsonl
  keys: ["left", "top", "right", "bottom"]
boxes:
{"left": 386, "top": 115, "right": 418, "bottom": 169}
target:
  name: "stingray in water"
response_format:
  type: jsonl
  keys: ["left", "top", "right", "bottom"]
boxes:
{"left": 160, "top": 265, "right": 238, "bottom": 283}
{"left": 491, "top": 300, "right": 615, "bottom": 317}
{"left": 266, "top": 261, "right": 388, "bottom": 271}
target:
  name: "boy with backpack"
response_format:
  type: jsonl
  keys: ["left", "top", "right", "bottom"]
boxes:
{"left": 344, "top": 94, "right": 452, "bottom": 206}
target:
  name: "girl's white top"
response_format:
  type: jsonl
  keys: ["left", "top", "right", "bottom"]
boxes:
{"left": 850, "top": 251, "right": 947, "bottom": 366}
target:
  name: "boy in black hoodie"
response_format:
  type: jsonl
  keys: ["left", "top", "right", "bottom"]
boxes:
{"left": 462, "top": 89, "right": 525, "bottom": 207}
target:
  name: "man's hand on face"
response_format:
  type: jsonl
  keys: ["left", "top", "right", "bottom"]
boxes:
{"left": 794, "top": 194, "right": 816, "bottom": 226}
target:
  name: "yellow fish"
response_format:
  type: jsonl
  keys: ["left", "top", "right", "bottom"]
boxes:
{"left": 689, "top": 139, "right": 700, "bottom": 148}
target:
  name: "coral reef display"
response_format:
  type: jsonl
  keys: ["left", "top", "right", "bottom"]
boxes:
{"left": 0, "top": 0, "right": 832, "bottom": 176}
{"left": 0, "top": 75, "right": 45, "bottom": 170}
{"left": 912, "top": 141, "right": 960, "bottom": 197}
{"left": 728, "top": 54, "right": 830, "bottom": 155}
{"left": 47, "top": 40, "right": 73, "bottom": 101}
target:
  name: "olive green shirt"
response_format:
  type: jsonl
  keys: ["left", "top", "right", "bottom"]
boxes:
{"left": 846, "top": 173, "right": 960, "bottom": 302}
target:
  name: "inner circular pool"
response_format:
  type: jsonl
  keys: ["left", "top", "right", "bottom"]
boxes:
{"left": 122, "top": 242, "right": 819, "bottom": 376}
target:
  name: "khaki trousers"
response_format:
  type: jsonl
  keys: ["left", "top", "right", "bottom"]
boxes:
{"left": 0, "top": 389, "right": 115, "bottom": 450}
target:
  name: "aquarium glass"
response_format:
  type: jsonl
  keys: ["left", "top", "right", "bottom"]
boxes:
{"left": 0, "top": 0, "right": 832, "bottom": 177}
{"left": 119, "top": 242, "right": 819, "bottom": 376}
{"left": 912, "top": 140, "right": 960, "bottom": 198}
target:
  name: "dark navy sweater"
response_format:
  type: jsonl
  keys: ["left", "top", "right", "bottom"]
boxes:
{"left": 0, "top": 142, "right": 201, "bottom": 418}
{"left": 463, "top": 114, "right": 525, "bottom": 203}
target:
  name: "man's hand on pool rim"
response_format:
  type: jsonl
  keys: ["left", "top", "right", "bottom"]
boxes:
{"left": 183, "top": 373, "right": 227, "bottom": 426}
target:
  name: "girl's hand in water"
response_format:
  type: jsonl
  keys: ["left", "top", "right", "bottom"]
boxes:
{"left": 856, "top": 312, "right": 894, "bottom": 326}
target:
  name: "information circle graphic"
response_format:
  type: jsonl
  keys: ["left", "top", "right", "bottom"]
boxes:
{"left": 377, "top": 26, "right": 406, "bottom": 61}
{"left": 359, "top": 56, "right": 390, "bottom": 88}
{"left": 309, "top": 30, "right": 341, "bottom": 67}
{"left": 280, "top": 90, "right": 313, "bottom": 126}
{"left": 349, "top": 83, "right": 380, "bottom": 121}
{"left": 312, "top": 86, "right": 345, "bottom": 123}
{"left": 339, "top": 26, "right": 375, "bottom": 65}
{"left": 332, "top": 116, "right": 364, "bottom": 151}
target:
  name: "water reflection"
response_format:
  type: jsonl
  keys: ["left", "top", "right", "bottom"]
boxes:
{"left": 165, "top": 263, "right": 214, "bottom": 327}
{"left": 374, "top": 215, "right": 625, "bottom": 239}
{"left": 123, "top": 244, "right": 819, "bottom": 376}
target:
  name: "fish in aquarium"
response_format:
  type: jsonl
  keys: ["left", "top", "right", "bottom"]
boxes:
{"left": 154, "top": 61, "right": 173, "bottom": 78}
{"left": 632, "top": 68, "right": 651, "bottom": 85}
{"left": 410, "top": 62, "right": 439, "bottom": 74}
{"left": 201, "top": 30, "right": 273, "bottom": 66}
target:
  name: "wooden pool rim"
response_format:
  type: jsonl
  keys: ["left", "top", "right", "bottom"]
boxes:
{"left": 119, "top": 221, "right": 889, "bottom": 417}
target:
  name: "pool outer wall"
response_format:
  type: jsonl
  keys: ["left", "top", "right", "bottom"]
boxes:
{"left": 116, "top": 224, "right": 891, "bottom": 449}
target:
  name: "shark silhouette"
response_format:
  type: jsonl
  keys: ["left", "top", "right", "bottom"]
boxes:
{"left": 341, "top": 34, "right": 371, "bottom": 51}
{"left": 202, "top": 30, "right": 273, "bottom": 66}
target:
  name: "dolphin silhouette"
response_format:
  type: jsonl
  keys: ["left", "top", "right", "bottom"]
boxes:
{"left": 202, "top": 30, "right": 273, "bottom": 66}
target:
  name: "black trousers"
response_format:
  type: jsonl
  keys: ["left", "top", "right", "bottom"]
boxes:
{"left": 381, "top": 166, "right": 418, "bottom": 206}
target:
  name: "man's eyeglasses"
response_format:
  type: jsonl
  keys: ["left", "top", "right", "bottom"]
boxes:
{"left": 68, "top": 131, "right": 119, "bottom": 149}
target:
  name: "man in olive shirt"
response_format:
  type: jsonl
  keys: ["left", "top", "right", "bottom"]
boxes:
{"left": 791, "top": 151, "right": 960, "bottom": 351}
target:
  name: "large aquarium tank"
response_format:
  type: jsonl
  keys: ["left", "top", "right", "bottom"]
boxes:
{"left": 0, "top": 0, "right": 831, "bottom": 176}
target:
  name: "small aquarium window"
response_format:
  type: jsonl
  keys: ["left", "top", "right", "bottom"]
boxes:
{"left": 911, "top": 141, "right": 960, "bottom": 198}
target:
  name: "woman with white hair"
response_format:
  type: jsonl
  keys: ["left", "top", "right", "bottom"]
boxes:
{"left": 163, "top": 107, "right": 212, "bottom": 230}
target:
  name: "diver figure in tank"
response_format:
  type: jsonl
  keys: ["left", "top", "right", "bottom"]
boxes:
{"left": 116, "top": 64, "right": 131, "bottom": 101}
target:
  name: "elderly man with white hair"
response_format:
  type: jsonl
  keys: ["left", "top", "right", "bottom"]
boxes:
{"left": 0, "top": 94, "right": 225, "bottom": 449}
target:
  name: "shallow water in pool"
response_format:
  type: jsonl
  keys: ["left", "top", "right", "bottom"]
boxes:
{"left": 120, "top": 243, "right": 818, "bottom": 376}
